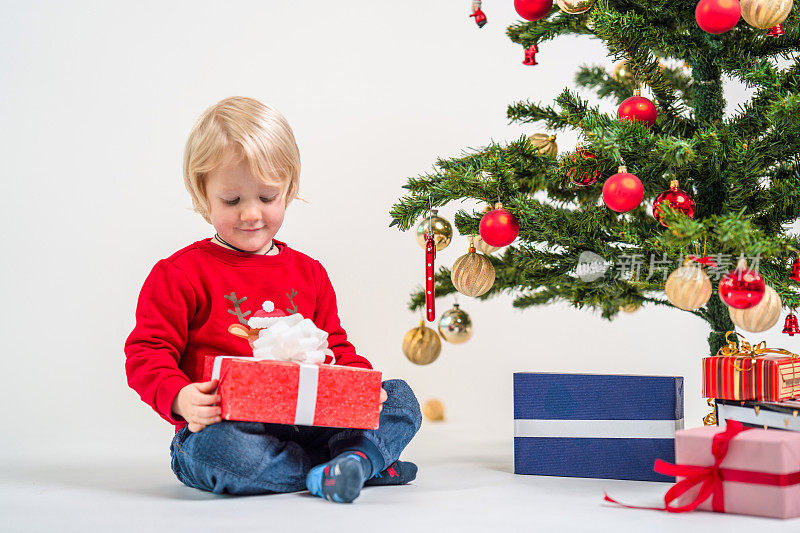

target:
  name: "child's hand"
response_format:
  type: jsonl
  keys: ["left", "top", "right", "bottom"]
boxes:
{"left": 172, "top": 379, "right": 222, "bottom": 432}
{"left": 379, "top": 387, "right": 387, "bottom": 412}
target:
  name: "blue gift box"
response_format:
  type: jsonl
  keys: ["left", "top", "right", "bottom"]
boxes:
{"left": 513, "top": 373, "right": 684, "bottom": 482}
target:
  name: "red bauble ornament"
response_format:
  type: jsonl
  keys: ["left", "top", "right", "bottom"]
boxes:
{"left": 695, "top": 0, "right": 741, "bottom": 34}
{"left": 515, "top": 0, "right": 553, "bottom": 21}
{"left": 653, "top": 180, "right": 696, "bottom": 226}
{"left": 718, "top": 261, "right": 766, "bottom": 309}
{"left": 783, "top": 312, "right": 800, "bottom": 336}
{"left": 602, "top": 166, "right": 644, "bottom": 213}
{"left": 479, "top": 204, "right": 519, "bottom": 247}
{"left": 567, "top": 146, "right": 601, "bottom": 186}
{"left": 618, "top": 90, "right": 657, "bottom": 127}
{"left": 790, "top": 255, "right": 800, "bottom": 282}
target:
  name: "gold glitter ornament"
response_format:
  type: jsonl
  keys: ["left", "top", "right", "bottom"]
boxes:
{"left": 451, "top": 243, "right": 495, "bottom": 297}
{"left": 423, "top": 399, "right": 445, "bottom": 421}
{"left": 415, "top": 209, "right": 453, "bottom": 251}
{"left": 729, "top": 284, "right": 783, "bottom": 333}
{"left": 526, "top": 133, "right": 558, "bottom": 158}
{"left": 402, "top": 320, "right": 441, "bottom": 365}
{"left": 665, "top": 263, "right": 712, "bottom": 311}
{"left": 438, "top": 303, "right": 473, "bottom": 344}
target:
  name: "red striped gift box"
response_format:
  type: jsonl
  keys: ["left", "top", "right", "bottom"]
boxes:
{"left": 703, "top": 355, "right": 800, "bottom": 402}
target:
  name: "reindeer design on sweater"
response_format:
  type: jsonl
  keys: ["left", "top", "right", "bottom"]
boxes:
{"left": 225, "top": 291, "right": 299, "bottom": 347}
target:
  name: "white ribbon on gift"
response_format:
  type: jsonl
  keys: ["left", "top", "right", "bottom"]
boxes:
{"left": 250, "top": 313, "right": 334, "bottom": 364}
{"left": 513, "top": 418, "right": 685, "bottom": 439}
{"left": 211, "top": 356, "right": 325, "bottom": 426}
{"left": 294, "top": 363, "right": 319, "bottom": 426}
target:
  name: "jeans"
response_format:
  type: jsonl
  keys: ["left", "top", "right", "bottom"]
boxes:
{"left": 169, "top": 379, "right": 422, "bottom": 495}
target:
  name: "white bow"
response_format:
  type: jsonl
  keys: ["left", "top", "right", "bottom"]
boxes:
{"left": 251, "top": 313, "right": 333, "bottom": 364}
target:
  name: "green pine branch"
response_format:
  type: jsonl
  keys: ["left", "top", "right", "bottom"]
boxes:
{"left": 575, "top": 64, "right": 634, "bottom": 102}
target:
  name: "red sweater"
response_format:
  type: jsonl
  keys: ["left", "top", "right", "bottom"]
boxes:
{"left": 124, "top": 238, "right": 371, "bottom": 431}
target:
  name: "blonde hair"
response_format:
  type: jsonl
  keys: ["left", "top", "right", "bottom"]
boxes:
{"left": 183, "top": 97, "right": 301, "bottom": 222}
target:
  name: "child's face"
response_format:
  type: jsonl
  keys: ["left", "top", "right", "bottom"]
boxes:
{"left": 204, "top": 150, "right": 287, "bottom": 254}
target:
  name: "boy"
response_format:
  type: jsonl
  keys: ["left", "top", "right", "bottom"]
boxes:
{"left": 125, "top": 96, "right": 421, "bottom": 502}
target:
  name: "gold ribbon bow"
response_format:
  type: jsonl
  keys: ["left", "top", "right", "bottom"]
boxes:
{"left": 716, "top": 331, "right": 798, "bottom": 372}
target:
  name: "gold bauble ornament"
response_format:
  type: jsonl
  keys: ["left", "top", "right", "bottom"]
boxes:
{"left": 471, "top": 234, "right": 501, "bottom": 255}
{"left": 619, "top": 302, "right": 641, "bottom": 313}
{"left": 526, "top": 133, "right": 558, "bottom": 158}
{"left": 665, "top": 263, "right": 712, "bottom": 311}
{"left": 612, "top": 60, "right": 665, "bottom": 84}
{"left": 438, "top": 303, "right": 473, "bottom": 344}
{"left": 415, "top": 209, "right": 453, "bottom": 251}
{"left": 612, "top": 60, "right": 634, "bottom": 84}
{"left": 422, "top": 399, "right": 445, "bottom": 421}
{"left": 740, "top": 0, "right": 793, "bottom": 29}
{"left": 556, "top": 0, "right": 595, "bottom": 14}
{"left": 402, "top": 320, "right": 442, "bottom": 365}
{"left": 451, "top": 244, "right": 495, "bottom": 297}
{"left": 729, "top": 284, "right": 783, "bottom": 333}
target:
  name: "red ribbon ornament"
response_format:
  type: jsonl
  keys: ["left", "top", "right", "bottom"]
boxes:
{"left": 604, "top": 421, "right": 800, "bottom": 513}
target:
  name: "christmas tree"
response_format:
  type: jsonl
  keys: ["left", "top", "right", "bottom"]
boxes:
{"left": 389, "top": 1, "right": 800, "bottom": 356}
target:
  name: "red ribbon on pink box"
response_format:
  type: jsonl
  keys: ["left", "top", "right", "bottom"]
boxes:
{"left": 605, "top": 420, "right": 800, "bottom": 519}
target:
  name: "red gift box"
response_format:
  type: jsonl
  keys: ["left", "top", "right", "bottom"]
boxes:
{"left": 202, "top": 356, "right": 382, "bottom": 429}
{"left": 702, "top": 332, "right": 800, "bottom": 402}
{"left": 702, "top": 355, "right": 800, "bottom": 402}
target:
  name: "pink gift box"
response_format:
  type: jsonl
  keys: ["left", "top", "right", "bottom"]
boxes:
{"left": 675, "top": 425, "right": 800, "bottom": 518}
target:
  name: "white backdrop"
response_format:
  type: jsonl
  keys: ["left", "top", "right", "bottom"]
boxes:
{"left": 1, "top": 1, "right": 794, "bottom": 462}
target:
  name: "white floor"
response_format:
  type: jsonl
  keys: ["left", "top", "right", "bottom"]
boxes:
{"left": 2, "top": 422, "right": 797, "bottom": 533}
